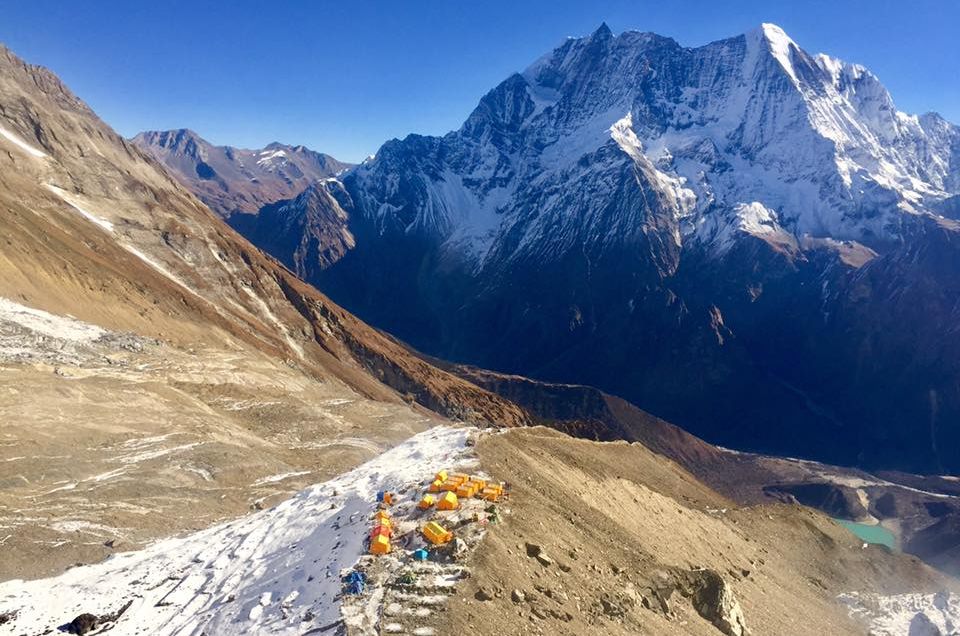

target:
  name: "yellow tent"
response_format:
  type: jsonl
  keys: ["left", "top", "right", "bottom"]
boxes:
{"left": 418, "top": 494, "right": 436, "bottom": 509}
{"left": 422, "top": 521, "right": 453, "bottom": 545}
{"left": 434, "top": 469, "right": 448, "bottom": 482}
{"left": 428, "top": 479, "right": 444, "bottom": 493}
{"left": 437, "top": 491, "right": 459, "bottom": 511}
{"left": 370, "top": 534, "right": 391, "bottom": 554}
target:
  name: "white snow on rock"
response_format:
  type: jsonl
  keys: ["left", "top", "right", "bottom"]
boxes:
{"left": 753, "top": 23, "right": 800, "bottom": 83}
{"left": 45, "top": 184, "right": 115, "bottom": 232}
{"left": 256, "top": 149, "right": 288, "bottom": 167}
{"left": 840, "top": 590, "right": 960, "bottom": 636}
{"left": 350, "top": 22, "right": 960, "bottom": 274}
{"left": 251, "top": 471, "right": 312, "bottom": 487}
{"left": 0, "top": 425, "right": 472, "bottom": 635}
{"left": 0, "top": 123, "right": 47, "bottom": 158}
{"left": 0, "top": 297, "right": 106, "bottom": 343}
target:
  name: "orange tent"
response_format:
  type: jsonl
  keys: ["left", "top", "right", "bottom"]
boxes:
{"left": 437, "top": 491, "right": 459, "bottom": 511}
{"left": 456, "top": 482, "right": 479, "bottom": 498}
{"left": 469, "top": 476, "right": 487, "bottom": 490}
{"left": 419, "top": 494, "right": 436, "bottom": 509}
{"left": 422, "top": 521, "right": 453, "bottom": 545}
{"left": 370, "top": 534, "right": 391, "bottom": 555}
{"left": 480, "top": 487, "right": 501, "bottom": 502}
{"left": 370, "top": 524, "right": 392, "bottom": 539}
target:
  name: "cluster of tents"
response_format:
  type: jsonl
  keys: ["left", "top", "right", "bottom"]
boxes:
{"left": 369, "top": 508, "right": 393, "bottom": 555}
{"left": 366, "top": 470, "right": 508, "bottom": 558}
{"left": 421, "top": 471, "right": 505, "bottom": 511}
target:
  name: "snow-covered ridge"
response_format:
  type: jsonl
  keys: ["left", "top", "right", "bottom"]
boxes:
{"left": 0, "top": 426, "right": 473, "bottom": 635}
{"left": 348, "top": 22, "right": 959, "bottom": 267}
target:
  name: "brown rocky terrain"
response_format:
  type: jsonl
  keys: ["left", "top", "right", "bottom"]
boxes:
{"left": 449, "top": 366, "right": 960, "bottom": 579}
{"left": 0, "top": 43, "right": 527, "bottom": 581}
{"left": 437, "top": 427, "right": 959, "bottom": 635}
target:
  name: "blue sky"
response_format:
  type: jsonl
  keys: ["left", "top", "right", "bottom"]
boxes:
{"left": 2, "top": 0, "right": 957, "bottom": 162}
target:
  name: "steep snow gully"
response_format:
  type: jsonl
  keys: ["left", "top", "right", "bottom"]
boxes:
{"left": 0, "top": 427, "right": 473, "bottom": 635}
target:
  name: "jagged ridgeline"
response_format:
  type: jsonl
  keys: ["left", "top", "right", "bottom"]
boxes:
{"left": 139, "top": 23, "right": 960, "bottom": 474}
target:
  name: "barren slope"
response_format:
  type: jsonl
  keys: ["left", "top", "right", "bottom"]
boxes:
{"left": 438, "top": 428, "right": 959, "bottom": 635}
{"left": 0, "top": 44, "right": 526, "bottom": 580}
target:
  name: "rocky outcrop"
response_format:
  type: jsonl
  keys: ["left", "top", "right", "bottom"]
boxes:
{"left": 762, "top": 482, "right": 870, "bottom": 521}
{"left": 227, "top": 180, "right": 355, "bottom": 281}
{"left": 687, "top": 569, "right": 749, "bottom": 636}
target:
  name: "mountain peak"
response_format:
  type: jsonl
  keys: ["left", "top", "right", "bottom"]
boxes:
{"left": 748, "top": 22, "right": 800, "bottom": 82}
{"left": 757, "top": 22, "right": 792, "bottom": 40}
{"left": 591, "top": 22, "right": 613, "bottom": 40}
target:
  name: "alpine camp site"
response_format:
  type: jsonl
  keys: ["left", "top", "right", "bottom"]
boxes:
{"left": 1, "top": 3, "right": 960, "bottom": 635}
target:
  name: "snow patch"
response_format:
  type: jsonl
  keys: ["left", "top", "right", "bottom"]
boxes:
{"left": 0, "top": 297, "right": 106, "bottom": 343}
{"left": 0, "top": 426, "right": 473, "bottom": 636}
{"left": 840, "top": 590, "right": 960, "bottom": 636}
{"left": 45, "top": 185, "right": 115, "bottom": 232}
{"left": 0, "top": 124, "right": 47, "bottom": 158}
{"left": 256, "top": 149, "right": 288, "bottom": 167}
{"left": 251, "top": 471, "right": 311, "bottom": 487}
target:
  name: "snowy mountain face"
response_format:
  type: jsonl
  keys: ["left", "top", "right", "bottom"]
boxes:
{"left": 132, "top": 129, "right": 351, "bottom": 218}
{"left": 223, "top": 25, "right": 960, "bottom": 474}
{"left": 346, "top": 23, "right": 958, "bottom": 264}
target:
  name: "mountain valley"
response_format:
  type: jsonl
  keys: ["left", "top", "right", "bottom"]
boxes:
{"left": 145, "top": 23, "right": 960, "bottom": 477}
{"left": 1, "top": 16, "right": 959, "bottom": 636}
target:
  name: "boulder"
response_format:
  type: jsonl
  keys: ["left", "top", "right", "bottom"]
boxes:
{"left": 689, "top": 570, "right": 749, "bottom": 636}
{"left": 67, "top": 613, "right": 100, "bottom": 635}
{"left": 535, "top": 553, "right": 554, "bottom": 567}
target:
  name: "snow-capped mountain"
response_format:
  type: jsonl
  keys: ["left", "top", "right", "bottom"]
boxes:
{"left": 203, "top": 25, "right": 960, "bottom": 474}
{"left": 132, "top": 129, "right": 351, "bottom": 218}
{"left": 345, "top": 23, "right": 957, "bottom": 261}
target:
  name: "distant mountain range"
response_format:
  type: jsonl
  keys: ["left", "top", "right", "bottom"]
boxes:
{"left": 132, "top": 129, "right": 351, "bottom": 218}
{"left": 137, "top": 24, "right": 960, "bottom": 475}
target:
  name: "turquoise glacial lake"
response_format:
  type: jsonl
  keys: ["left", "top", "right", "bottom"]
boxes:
{"left": 833, "top": 519, "right": 897, "bottom": 549}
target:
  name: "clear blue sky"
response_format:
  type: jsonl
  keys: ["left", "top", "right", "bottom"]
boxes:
{"left": 2, "top": 0, "right": 957, "bottom": 162}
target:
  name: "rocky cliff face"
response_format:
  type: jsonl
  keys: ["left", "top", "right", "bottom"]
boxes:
{"left": 244, "top": 24, "right": 960, "bottom": 473}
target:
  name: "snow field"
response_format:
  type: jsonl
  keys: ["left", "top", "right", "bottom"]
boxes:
{"left": 0, "top": 426, "right": 472, "bottom": 635}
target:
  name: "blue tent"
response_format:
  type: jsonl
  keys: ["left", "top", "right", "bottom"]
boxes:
{"left": 346, "top": 580, "right": 364, "bottom": 595}
{"left": 344, "top": 570, "right": 366, "bottom": 594}
{"left": 346, "top": 571, "right": 366, "bottom": 584}
{"left": 412, "top": 548, "right": 429, "bottom": 561}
